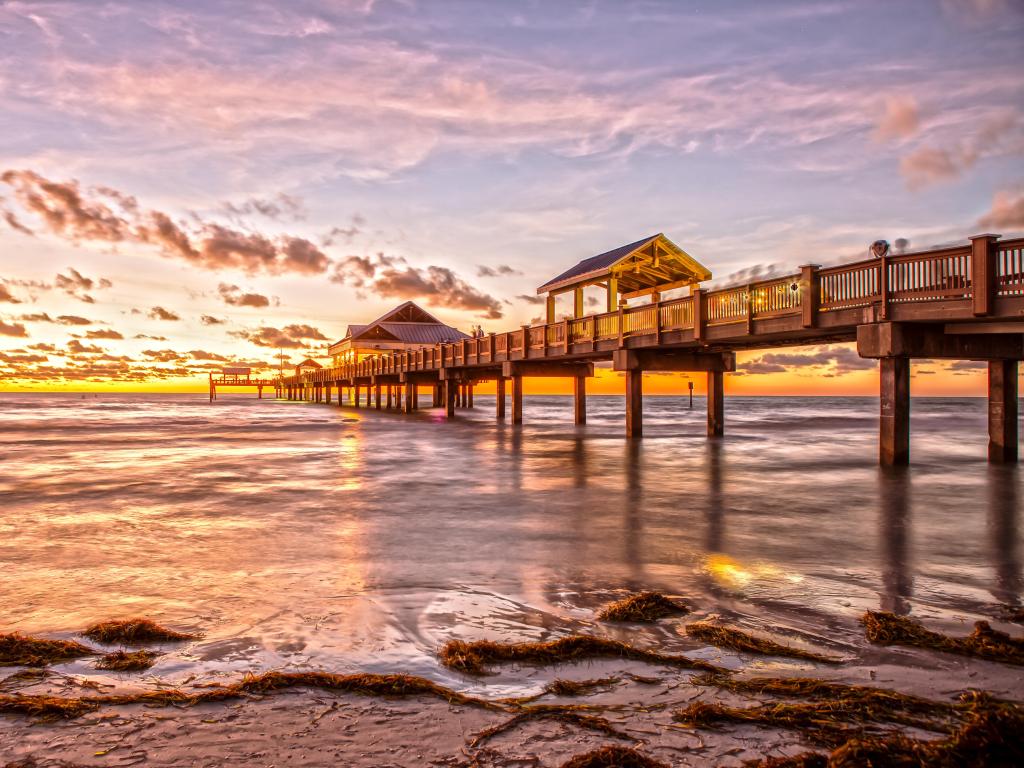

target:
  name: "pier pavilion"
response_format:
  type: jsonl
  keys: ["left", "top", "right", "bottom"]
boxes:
{"left": 278, "top": 231, "right": 1023, "bottom": 465}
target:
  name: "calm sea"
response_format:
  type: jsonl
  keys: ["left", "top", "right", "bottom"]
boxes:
{"left": 0, "top": 393, "right": 1019, "bottom": 694}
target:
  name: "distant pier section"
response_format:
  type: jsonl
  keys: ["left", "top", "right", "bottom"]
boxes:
{"left": 271, "top": 232, "right": 1022, "bottom": 466}
{"left": 208, "top": 367, "right": 278, "bottom": 401}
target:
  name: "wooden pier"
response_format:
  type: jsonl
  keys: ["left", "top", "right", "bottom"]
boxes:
{"left": 209, "top": 368, "right": 279, "bottom": 401}
{"left": 279, "top": 233, "right": 1023, "bottom": 465}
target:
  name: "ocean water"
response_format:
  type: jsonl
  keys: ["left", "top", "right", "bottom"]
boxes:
{"left": 0, "top": 392, "right": 1020, "bottom": 696}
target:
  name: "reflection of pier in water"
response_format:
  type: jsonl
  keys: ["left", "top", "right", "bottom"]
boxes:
{"left": 281, "top": 232, "right": 1022, "bottom": 466}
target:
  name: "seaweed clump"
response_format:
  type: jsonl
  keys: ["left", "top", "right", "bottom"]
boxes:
{"left": 0, "top": 693, "right": 99, "bottom": 720}
{"left": 439, "top": 635, "right": 721, "bottom": 676}
{"left": 0, "top": 633, "right": 96, "bottom": 667}
{"left": 692, "top": 672, "right": 957, "bottom": 718}
{"left": 686, "top": 623, "right": 839, "bottom": 664}
{"left": 95, "top": 650, "right": 159, "bottom": 672}
{"left": 596, "top": 592, "right": 689, "bottom": 622}
{"left": 545, "top": 677, "right": 620, "bottom": 696}
{"left": 559, "top": 745, "right": 669, "bottom": 768}
{"left": 673, "top": 700, "right": 880, "bottom": 747}
{"left": 0, "top": 671, "right": 500, "bottom": 721}
{"left": 861, "top": 611, "right": 1024, "bottom": 665}
{"left": 470, "top": 704, "right": 630, "bottom": 747}
{"left": 744, "top": 694, "right": 1024, "bottom": 768}
{"left": 83, "top": 618, "right": 199, "bottom": 645}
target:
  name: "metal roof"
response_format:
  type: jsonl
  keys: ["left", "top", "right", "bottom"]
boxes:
{"left": 536, "top": 233, "right": 710, "bottom": 295}
{"left": 329, "top": 301, "right": 469, "bottom": 351}
{"left": 537, "top": 235, "right": 660, "bottom": 294}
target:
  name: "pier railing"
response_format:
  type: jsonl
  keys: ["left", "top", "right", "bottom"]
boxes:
{"left": 286, "top": 235, "right": 1024, "bottom": 387}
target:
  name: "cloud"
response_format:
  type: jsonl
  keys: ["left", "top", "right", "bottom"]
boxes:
{"left": 478, "top": 264, "right": 522, "bottom": 278}
{"left": 331, "top": 251, "right": 503, "bottom": 318}
{"left": 218, "top": 283, "right": 271, "bottom": 308}
{"left": 200, "top": 315, "right": 226, "bottom": 325}
{"left": 133, "top": 334, "right": 168, "bottom": 340}
{"left": 900, "top": 146, "right": 965, "bottom": 190}
{"left": 189, "top": 349, "right": 230, "bottom": 361}
{"left": 17, "top": 313, "right": 92, "bottom": 325}
{"left": 67, "top": 339, "right": 104, "bottom": 355}
{"left": 322, "top": 216, "right": 365, "bottom": 246}
{"left": 56, "top": 315, "right": 92, "bottom": 325}
{"left": 148, "top": 306, "right": 181, "bottom": 321}
{"left": 874, "top": 96, "right": 919, "bottom": 141}
{"left": 741, "top": 345, "right": 877, "bottom": 376}
{"left": 978, "top": 188, "right": 1024, "bottom": 229}
{"left": 0, "top": 321, "right": 28, "bottom": 337}
{"left": 2, "top": 209, "right": 34, "bottom": 235}
{"left": 0, "top": 284, "right": 21, "bottom": 303}
{"left": 85, "top": 329, "right": 124, "bottom": 339}
{"left": 231, "top": 323, "right": 328, "bottom": 349}
{"left": 1, "top": 171, "right": 333, "bottom": 277}
{"left": 142, "top": 348, "right": 186, "bottom": 362}
{"left": 372, "top": 265, "right": 503, "bottom": 319}
{"left": 222, "top": 193, "right": 305, "bottom": 221}
{"left": 516, "top": 294, "right": 545, "bottom": 305}
{"left": 54, "top": 267, "right": 112, "bottom": 303}
{"left": 900, "top": 112, "right": 1022, "bottom": 189}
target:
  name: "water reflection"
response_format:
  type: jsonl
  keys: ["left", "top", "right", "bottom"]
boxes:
{"left": 878, "top": 466, "right": 912, "bottom": 615}
{"left": 989, "top": 465, "right": 1021, "bottom": 610}
{"left": 623, "top": 439, "right": 644, "bottom": 589}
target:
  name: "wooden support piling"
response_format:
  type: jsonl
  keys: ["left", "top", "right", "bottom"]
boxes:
{"left": 445, "top": 379, "right": 457, "bottom": 418}
{"left": 496, "top": 377, "right": 506, "bottom": 420}
{"left": 880, "top": 356, "right": 910, "bottom": 466}
{"left": 625, "top": 369, "right": 642, "bottom": 437}
{"left": 375, "top": 384, "right": 381, "bottom": 410}
{"left": 707, "top": 370, "right": 724, "bottom": 437}
{"left": 467, "top": 384, "right": 474, "bottom": 408}
{"left": 989, "top": 360, "right": 1019, "bottom": 463}
{"left": 574, "top": 375, "right": 586, "bottom": 425}
{"left": 511, "top": 375, "right": 523, "bottom": 425}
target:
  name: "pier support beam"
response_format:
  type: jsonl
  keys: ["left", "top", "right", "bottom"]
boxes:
{"left": 375, "top": 384, "right": 381, "bottom": 410}
{"left": 445, "top": 379, "right": 457, "bottom": 418}
{"left": 324, "top": 382, "right": 331, "bottom": 404}
{"left": 612, "top": 349, "right": 734, "bottom": 439}
{"left": 501, "top": 361, "right": 594, "bottom": 426}
{"left": 707, "top": 370, "right": 724, "bottom": 437}
{"left": 511, "top": 375, "right": 523, "bottom": 425}
{"left": 413, "top": 384, "right": 419, "bottom": 410}
{"left": 989, "top": 360, "right": 1019, "bottom": 463}
{"left": 404, "top": 382, "right": 414, "bottom": 414}
{"left": 880, "top": 357, "right": 911, "bottom": 466}
{"left": 625, "top": 369, "right": 642, "bottom": 437}
{"left": 496, "top": 377, "right": 506, "bottom": 420}
{"left": 386, "top": 385, "right": 393, "bottom": 410}
{"left": 468, "top": 384, "right": 474, "bottom": 409}
{"left": 354, "top": 383, "right": 361, "bottom": 408}
{"left": 574, "top": 375, "right": 587, "bottom": 425}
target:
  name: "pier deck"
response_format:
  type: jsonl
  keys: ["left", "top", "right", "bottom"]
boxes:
{"left": 277, "top": 233, "right": 1023, "bottom": 465}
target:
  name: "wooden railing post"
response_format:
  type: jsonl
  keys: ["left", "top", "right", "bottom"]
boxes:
{"left": 489, "top": 332, "right": 496, "bottom": 361}
{"left": 521, "top": 325, "right": 530, "bottom": 359}
{"left": 692, "top": 288, "right": 704, "bottom": 343}
{"left": 970, "top": 233, "right": 1000, "bottom": 316}
{"left": 562, "top": 318, "right": 570, "bottom": 353}
{"left": 879, "top": 256, "right": 890, "bottom": 320}
{"left": 745, "top": 284, "right": 754, "bottom": 335}
{"left": 800, "top": 264, "right": 820, "bottom": 328}
{"left": 617, "top": 305, "right": 625, "bottom": 347}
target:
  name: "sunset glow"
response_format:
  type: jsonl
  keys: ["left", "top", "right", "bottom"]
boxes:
{"left": 1, "top": 1, "right": 1022, "bottom": 393}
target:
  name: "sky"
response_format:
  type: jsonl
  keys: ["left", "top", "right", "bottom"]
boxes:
{"left": 1, "top": 0, "right": 1022, "bottom": 395}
